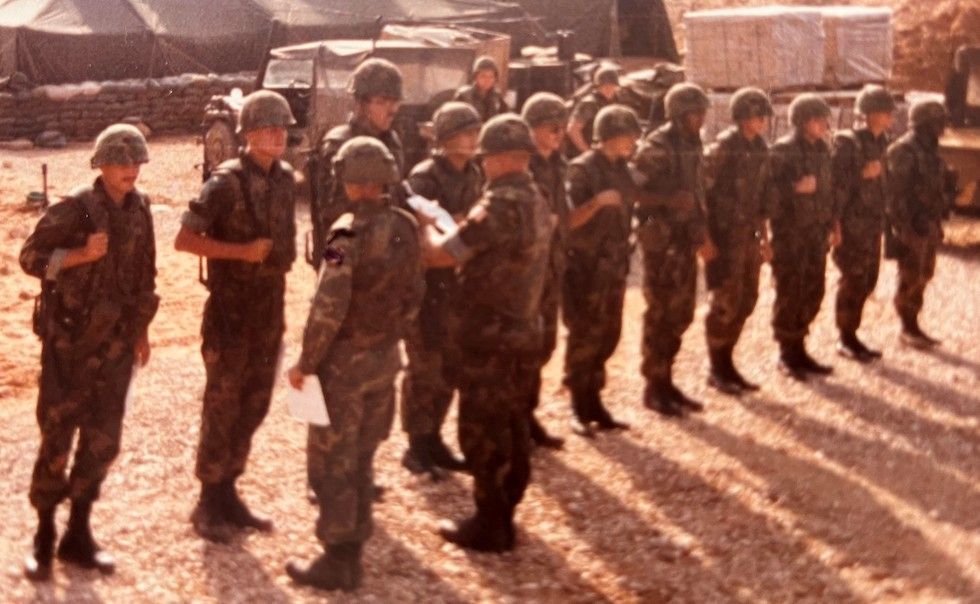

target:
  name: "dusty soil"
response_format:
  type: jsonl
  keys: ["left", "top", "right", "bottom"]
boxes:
{"left": 1, "top": 137, "right": 978, "bottom": 603}
{"left": 667, "top": 0, "right": 980, "bottom": 92}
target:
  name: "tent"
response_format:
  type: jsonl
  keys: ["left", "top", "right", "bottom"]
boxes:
{"left": 0, "top": 0, "right": 532, "bottom": 84}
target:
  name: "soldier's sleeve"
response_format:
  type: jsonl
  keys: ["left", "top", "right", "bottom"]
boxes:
{"left": 133, "top": 197, "right": 160, "bottom": 337}
{"left": 19, "top": 198, "right": 84, "bottom": 281}
{"left": 407, "top": 166, "right": 441, "bottom": 203}
{"left": 831, "top": 134, "right": 858, "bottom": 219}
{"left": 442, "top": 194, "right": 512, "bottom": 264}
{"left": 297, "top": 215, "right": 360, "bottom": 374}
{"left": 761, "top": 146, "right": 791, "bottom": 222}
{"left": 566, "top": 162, "right": 596, "bottom": 209}
{"left": 181, "top": 172, "right": 234, "bottom": 235}
{"left": 886, "top": 144, "right": 915, "bottom": 235}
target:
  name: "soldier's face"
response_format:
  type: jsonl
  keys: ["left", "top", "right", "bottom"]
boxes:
{"left": 531, "top": 123, "right": 565, "bottom": 155}
{"left": 803, "top": 117, "right": 830, "bottom": 141}
{"left": 344, "top": 182, "right": 384, "bottom": 201}
{"left": 598, "top": 84, "right": 619, "bottom": 100}
{"left": 603, "top": 134, "right": 638, "bottom": 160}
{"left": 740, "top": 116, "right": 768, "bottom": 139}
{"left": 246, "top": 126, "right": 287, "bottom": 160}
{"left": 475, "top": 70, "right": 497, "bottom": 93}
{"left": 100, "top": 164, "right": 141, "bottom": 196}
{"left": 866, "top": 112, "right": 894, "bottom": 133}
{"left": 443, "top": 128, "right": 480, "bottom": 160}
{"left": 682, "top": 110, "right": 706, "bottom": 136}
{"left": 363, "top": 97, "right": 401, "bottom": 132}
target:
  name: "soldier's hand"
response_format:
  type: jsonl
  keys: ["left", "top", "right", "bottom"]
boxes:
{"left": 794, "top": 175, "right": 817, "bottom": 195}
{"left": 83, "top": 232, "right": 109, "bottom": 262}
{"left": 135, "top": 332, "right": 151, "bottom": 367}
{"left": 759, "top": 238, "right": 774, "bottom": 263}
{"left": 243, "top": 238, "right": 274, "bottom": 263}
{"left": 698, "top": 237, "right": 719, "bottom": 262}
{"left": 287, "top": 365, "right": 306, "bottom": 390}
{"left": 829, "top": 222, "right": 843, "bottom": 248}
{"left": 596, "top": 189, "right": 623, "bottom": 208}
{"left": 862, "top": 160, "right": 883, "bottom": 180}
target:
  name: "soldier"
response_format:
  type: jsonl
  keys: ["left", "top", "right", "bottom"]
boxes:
{"left": 563, "top": 105, "right": 639, "bottom": 434}
{"left": 764, "top": 93, "right": 841, "bottom": 380}
{"left": 886, "top": 100, "right": 952, "bottom": 348}
{"left": 400, "top": 102, "right": 482, "bottom": 476}
{"left": 285, "top": 137, "right": 424, "bottom": 591}
{"left": 633, "top": 83, "right": 717, "bottom": 416}
{"left": 422, "top": 114, "right": 554, "bottom": 552}
{"left": 522, "top": 92, "right": 570, "bottom": 449}
{"left": 453, "top": 55, "right": 510, "bottom": 122}
{"left": 567, "top": 64, "right": 621, "bottom": 157}
{"left": 175, "top": 90, "right": 297, "bottom": 542}
{"left": 703, "top": 88, "right": 773, "bottom": 394}
{"left": 20, "top": 124, "right": 159, "bottom": 579}
{"left": 832, "top": 85, "right": 896, "bottom": 361}
{"left": 312, "top": 58, "right": 405, "bottom": 266}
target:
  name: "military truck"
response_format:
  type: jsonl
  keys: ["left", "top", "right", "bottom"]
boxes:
{"left": 941, "top": 44, "right": 980, "bottom": 212}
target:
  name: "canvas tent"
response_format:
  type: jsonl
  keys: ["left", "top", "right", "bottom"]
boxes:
{"left": 0, "top": 0, "right": 532, "bottom": 84}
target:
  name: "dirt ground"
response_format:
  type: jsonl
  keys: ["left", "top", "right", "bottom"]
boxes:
{"left": 0, "top": 136, "right": 978, "bottom": 603}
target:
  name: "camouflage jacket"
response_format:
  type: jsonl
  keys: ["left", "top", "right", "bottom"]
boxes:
{"left": 453, "top": 84, "right": 509, "bottom": 122}
{"left": 704, "top": 126, "right": 769, "bottom": 246}
{"left": 444, "top": 171, "right": 554, "bottom": 353}
{"left": 570, "top": 92, "right": 615, "bottom": 150}
{"left": 566, "top": 148, "right": 635, "bottom": 275}
{"left": 20, "top": 178, "right": 159, "bottom": 347}
{"left": 312, "top": 117, "right": 406, "bottom": 265}
{"left": 764, "top": 131, "right": 836, "bottom": 242}
{"left": 530, "top": 150, "right": 569, "bottom": 238}
{"left": 832, "top": 128, "right": 890, "bottom": 232}
{"left": 632, "top": 121, "right": 707, "bottom": 246}
{"left": 886, "top": 131, "right": 951, "bottom": 240}
{"left": 182, "top": 152, "right": 296, "bottom": 288}
{"left": 297, "top": 201, "right": 424, "bottom": 374}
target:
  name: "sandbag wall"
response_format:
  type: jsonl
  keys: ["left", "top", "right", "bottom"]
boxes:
{"left": 0, "top": 73, "right": 256, "bottom": 142}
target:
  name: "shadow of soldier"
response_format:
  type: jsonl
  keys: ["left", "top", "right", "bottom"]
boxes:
{"left": 27, "top": 566, "right": 107, "bottom": 604}
{"left": 201, "top": 541, "right": 291, "bottom": 604}
{"left": 876, "top": 352, "right": 980, "bottom": 415}
{"left": 673, "top": 413, "right": 979, "bottom": 598}
{"left": 546, "top": 438, "right": 861, "bottom": 602}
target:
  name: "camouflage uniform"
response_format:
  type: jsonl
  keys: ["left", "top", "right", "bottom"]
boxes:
{"left": 400, "top": 154, "right": 482, "bottom": 440}
{"left": 453, "top": 56, "right": 509, "bottom": 122}
{"left": 567, "top": 65, "right": 620, "bottom": 158}
{"left": 21, "top": 179, "right": 158, "bottom": 512}
{"left": 182, "top": 153, "right": 296, "bottom": 486}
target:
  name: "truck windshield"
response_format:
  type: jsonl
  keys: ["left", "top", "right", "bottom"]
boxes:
{"left": 263, "top": 59, "right": 314, "bottom": 89}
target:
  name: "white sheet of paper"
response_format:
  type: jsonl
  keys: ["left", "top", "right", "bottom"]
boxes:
{"left": 286, "top": 376, "right": 330, "bottom": 427}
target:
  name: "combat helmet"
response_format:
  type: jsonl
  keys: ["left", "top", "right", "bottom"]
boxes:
{"left": 472, "top": 55, "right": 499, "bottom": 78}
{"left": 90, "top": 124, "right": 149, "bottom": 168}
{"left": 349, "top": 58, "right": 403, "bottom": 101}
{"left": 477, "top": 114, "right": 536, "bottom": 155}
{"left": 593, "top": 64, "right": 621, "bottom": 87}
{"left": 521, "top": 92, "right": 568, "bottom": 127}
{"left": 855, "top": 84, "right": 896, "bottom": 116}
{"left": 908, "top": 99, "right": 947, "bottom": 128}
{"left": 665, "top": 83, "right": 710, "bottom": 121}
{"left": 237, "top": 90, "right": 296, "bottom": 134}
{"left": 593, "top": 104, "right": 641, "bottom": 142}
{"left": 333, "top": 136, "right": 400, "bottom": 185}
{"left": 729, "top": 87, "right": 774, "bottom": 122}
{"left": 788, "top": 93, "right": 832, "bottom": 128}
{"left": 433, "top": 102, "right": 482, "bottom": 143}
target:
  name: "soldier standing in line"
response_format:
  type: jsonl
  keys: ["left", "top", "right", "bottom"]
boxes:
{"left": 285, "top": 137, "right": 424, "bottom": 591}
{"left": 422, "top": 115, "right": 554, "bottom": 552}
{"left": 400, "top": 102, "right": 482, "bottom": 476}
{"left": 311, "top": 58, "right": 405, "bottom": 266}
{"left": 633, "top": 83, "right": 717, "bottom": 417}
{"left": 453, "top": 55, "right": 510, "bottom": 122}
{"left": 563, "top": 104, "right": 639, "bottom": 434}
{"left": 522, "top": 92, "right": 571, "bottom": 449}
{"left": 567, "top": 64, "right": 621, "bottom": 158}
{"left": 886, "top": 100, "right": 953, "bottom": 348}
{"left": 175, "top": 90, "right": 297, "bottom": 542}
{"left": 764, "top": 93, "right": 841, "bottom": 380}
{"left": 20, "top": 124, "right": 159, "bottom": 579}
{"left": 703, "top": 88, "right": 774, "bottom": 394}
{"left": 832, "top": 85, "right": 896, "bottom": 361}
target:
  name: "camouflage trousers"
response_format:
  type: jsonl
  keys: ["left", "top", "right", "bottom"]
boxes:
{"left": 639, "top": 229, "right": 698, "bottom": 382}
{"left": 561, "top": 260, "right": 627, "bottom": 394}
{"left": 309, "top": 343, "right": 398, "bottom": 546}
{"left": 771, "top": 234, "right": 828, "bottom": 344}
{"left": 30, "top": 338, "right": 134, "bottom": 510}
{"left": 705, "top": 234, "right": 762, "bottom": 352}
{"left": 894, "top": 224, "right": 940, "bottom": 323}
{"left": 195, "top": 280, "right": 285, "bottom": 485}
{"left": 400, "top": 322, "right": 455, "bottom": 439}
{"left": 833, "top": 224, "right": 882, "bottom": 334}
{"left": 456, "top": 351, "right": 534, "bottom": 529}
{"left": 527, "top": 243, "right": 563, "bottom": 416}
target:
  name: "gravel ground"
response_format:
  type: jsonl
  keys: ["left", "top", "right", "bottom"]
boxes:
{"left": 0, "top": 137, "right": 977, "bottom": 603}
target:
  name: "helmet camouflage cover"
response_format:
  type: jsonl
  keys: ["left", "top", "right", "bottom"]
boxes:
{"left": 349, "top": 58, "right": 403, "bottom": 100}
{"left": 593, "top": 104, "right": 641, "bottom": 142}
{"left": 237, "top": 90, "right": 296, "bottom": 134}
{"left": 908, "top": 99, "right": 946, "bottom": 128}
{"left": 855, "top": 84, "right": 896, "bottom": 116}
{"left": 665, "top": 82, "right": 710, "bottom": 120}
{"left": 90, "top": 123, "right": 149, "bottom": 168}
{"left": 593, "top": 64, "right": 620, "bottom": 87}
{"left": 477, "top": 113, "right": 536, "bottom": 155}
{"left": 788, "top": 93, "right": 832, "bottom": 128}
{"left": 333, "top": 136, "right": 400, "bottom": 185}
{"left": 521, "top": 92, "right": 568, "bottom": 127}
{"left": 472, "top": 55, "right": 499, "bottom": 77}
{"left": 729, "top": 87, "right": 774, "bottom": 122}
{"left": 433, "top": 101, "right": 482, "bottom": 142}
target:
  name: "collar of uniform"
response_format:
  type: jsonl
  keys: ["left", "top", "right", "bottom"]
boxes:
{"left": 487, "top": 170, "right": 533, "bottom": 190}
{"left": 240, "top": 151, "right": 283, "bottom": 178}
{"left": 791, "top": 130, "right": 828, "bottom": 152}
{"left": 433, "top": 153, "right": 477, "bottom": 175}
{"left": 350, "top": 117, "right": 398, "bottom": 146}
{"left": 732, "top": 126, "right": 767, "bottom": 150}
{"left": 93, "top": 176, "right": 140, "bottom": 210}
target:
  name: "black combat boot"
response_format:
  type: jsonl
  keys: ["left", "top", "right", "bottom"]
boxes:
{"left": 837, "top": 331, "right": 875, "bottom": 362}
{"left": 854, "top": 333, "right": 882, "bottom": 359}
{"left": 707, "top": 347, "right": 743, "bottom": 395}
{"left": 777, "top": 340, "right": 809, "bottom": 381}
{"left": 643, "top": 379, "right": 684, "bottom": 417}
{"left": 56, "top": 499, "right": 116, "bottom": 574}
{"left": 191, "top": 483, "right": 233, "bottom": 543}
{"left": 591, "top": 391, "right": 629, "bottom": 431}
{"left": 667, "top": 382, "right": 704, "bottom": 412}
{"left": 438, "top": 512, "right": 512, "bottom": 553}
{"left": 286, "top": 543, "right": 358, "bottom": 591}
{"left": 529, "top": 415, "right": 565, "bottom": 449}
{"left": 222, "top": 479, "right": 274, "bottom": 532}
{"left": 900, "top": 316, "right": 941, "bottom": 348}
{"left": 402, "top": 436, "right": 447, "bottom": 480}
{"left": 427, "top": 436, "right": 469, "bottom": 472}
{"left": 569, "top": 387, "right": 596, "bottom": 436}
{"left": 725, "top": 345, "right": 760, "bottom": 391}
{"left": 24, "top": 507, "right": 56, "bottom": 581}
{"left": 798, "top": 342, "right": 833, "bottom": 375}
